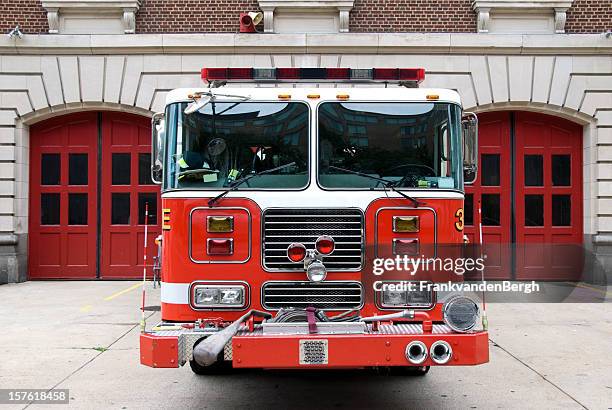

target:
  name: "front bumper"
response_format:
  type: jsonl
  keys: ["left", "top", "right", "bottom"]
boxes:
{"left": 140, "top": 323, "right": 489, "bottom": 369}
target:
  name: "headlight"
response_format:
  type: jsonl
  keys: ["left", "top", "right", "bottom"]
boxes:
{"left": 192, "top": 285, "right": 245, "bottom": 308}
{"left": 379, "top": 282, "right": 433, "bottom": 308}
{"left": 443, "top": 295, "right": 479, "bottom": 332}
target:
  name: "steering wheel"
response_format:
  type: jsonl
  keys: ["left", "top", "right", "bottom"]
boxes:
{"left": 384, "top": 164, "right": 436, "bottom": 187}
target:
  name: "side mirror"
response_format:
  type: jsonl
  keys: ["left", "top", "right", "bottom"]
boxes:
{"left": 462, "top": 112, "right": 478, "bottom": 184}
{"left": 151, "top": 112, "right": 165, "bottom": 185}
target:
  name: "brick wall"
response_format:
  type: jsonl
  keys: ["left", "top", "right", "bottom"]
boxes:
{"left": 0, "top": 0, "right": 608, "bottom": 34}
{"left": 565, "top": 0, "right": 611, "bottom": 34}
{"left": 1, "top": 0, "right": 47, "bottom": 34}
{"left": 135, "top": 0, "right": 260, "bottom": 33}
{"left": 349, "top": 0, "right": 477, "bottom": 32}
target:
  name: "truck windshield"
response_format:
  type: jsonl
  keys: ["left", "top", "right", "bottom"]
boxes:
{"left": 318, "top": 102, "right": 463, "bottom": 190}
{"left": 164, "top": 101, "right": 309, "bottom": 190}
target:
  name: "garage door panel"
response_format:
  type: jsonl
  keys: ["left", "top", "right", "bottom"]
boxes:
{"left": 101, "top": 112, "right": 160, "bottom": 278}
{"left": 138, "top": 125, "right": 150, "bottom": 146}
{"left": 464, "top": 111, "right": 512, "bottom": 280}
{"left": 467, "top": 111, "right": 582, "bottom": 281}
{"left": 37, "top": 233, "right": 62, "bottom": 266}
{"left": 30, "top": 111, "right": 158, "bottom": 280}
{"left": 29, "top": 113, "right": 98, "bottom": 279}
{"left": 551, "top": 243, "right": 583, "bottom": 267}
{"left": 515, "top": 112, "right": 582, "bottom": 280}
{"left": 66, "top": 233, "right": 91, "bottom": 266}
{"left": 550, "top": 125, "right": 575, "bottom": 147}
{"left": 67, "top": 121, "right": 95, "bottom": 146}
{"left": 520, "top": 237, "right": 547, "bottom": 268}
{"left": 109, "top": 232, "right": 133, "bottom": 266}
{"left": 110, "top": 119, "right": 136, "bottom": 146}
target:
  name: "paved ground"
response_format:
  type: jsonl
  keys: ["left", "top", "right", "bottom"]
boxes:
{"left": 0, "top": 281, "right": 611, "bottom": 410}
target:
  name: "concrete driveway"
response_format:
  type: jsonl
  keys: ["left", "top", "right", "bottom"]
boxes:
{"left": 0, "top": 281, "right": 610, "bottom": 409}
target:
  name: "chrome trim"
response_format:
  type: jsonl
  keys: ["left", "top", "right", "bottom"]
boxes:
{"left": 261, "top": 207, "right": 365, "bottom": 272}
{"left": 430, "top": 340, "right": 453, "bottom": 364}
{"left": 374, "top": 206, "right": 437, "bottom": 259}
{"left": 260, "top": 280, "right": 364, "bottom": 311}
{"left": 188, "top": 206, "right": 251, "bottom": 264}
{"left": 405, "top": 340, "right": 428, "bottom": 365}
{"left": 189, "top": 280, "right": 251, "bottom": 311}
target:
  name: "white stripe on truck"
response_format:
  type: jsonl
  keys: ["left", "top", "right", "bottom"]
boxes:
{"left": 160, "top": 282, "right": 190, "bottom": 304}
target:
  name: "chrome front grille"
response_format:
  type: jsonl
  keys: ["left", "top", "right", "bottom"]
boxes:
{"left": 262, "top": 208, "right": 364, "bottom": 270}
{"left": 262, "top": 281, "right": 363, "bottom": 310}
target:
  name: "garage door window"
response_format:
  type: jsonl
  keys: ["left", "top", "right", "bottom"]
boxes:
{"left": 552, "top": 155, "right": 571, "bottom": 186}
{"left": 69, "top": 154, "right": 88, "bottom": 185}
{"left": 68, "top": 193, "right": 88, "bottom": 225}
{"left": 41, "top": 154, "right": 61, "bottom": 185}
{"left": 524, "top": 155, "right": 543, "bottom": 186}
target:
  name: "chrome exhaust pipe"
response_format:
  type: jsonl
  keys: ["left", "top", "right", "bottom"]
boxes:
{"left": 430, "top": 340, "right": 452, "bottom": 364}
{"left": 405, "top": 341, "right": 428, "bottom": 365}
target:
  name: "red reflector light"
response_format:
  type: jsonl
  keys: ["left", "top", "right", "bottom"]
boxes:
{"left": 399, "top": 68, "right": 426, "bottom": 83}
{"left": 228, "top": 68, "right": 253, "bottom": 79}
{"left": 373, "top": 68, "right": 399, "bottom": 80}
{"left": 393, "top": 238, "right": 419, "bottom": 255}
{"left": 201, "top": 68, "right": 228, "bottom": 81}
{"left": 315, "top": 235, "right": 335, "bottom": 255}
{"left": 207, "top": 238, "right": 233, "bottom": 255}
{"left": 276, "top": 68, "right": 300, "bottom": 79}
{"left": 326, "top": 68, "right": 350, "bottom": 79}
{"left": 287, "top": 243, "right": 306, "bottom": 262}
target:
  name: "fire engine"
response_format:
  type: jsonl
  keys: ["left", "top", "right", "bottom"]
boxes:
{"left": 139, "top": 67, "right": 489, "bottom": 374}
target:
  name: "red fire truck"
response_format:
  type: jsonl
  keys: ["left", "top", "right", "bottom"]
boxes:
{"left": 140, "top": 67, "right": 488, "bottom": 374}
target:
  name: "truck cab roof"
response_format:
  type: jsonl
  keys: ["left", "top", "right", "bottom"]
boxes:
{"left": 165, "top": 87, "right": 462, "bottom": 106}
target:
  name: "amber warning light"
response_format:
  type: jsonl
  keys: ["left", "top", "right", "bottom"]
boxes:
{"left": 201, "top": 67, "right": 425, "bottom": 85}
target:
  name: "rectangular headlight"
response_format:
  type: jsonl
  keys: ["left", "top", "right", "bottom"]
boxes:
{"left": 193, "top": 285, "right": 245, "bottom": 308}
{"left": 380, "top": 282, "right": 432, "bottom": 308}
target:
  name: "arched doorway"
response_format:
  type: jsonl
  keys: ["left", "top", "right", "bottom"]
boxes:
{"left": 464, "top": 111, "right": 583, "bottom": 281}
{"left": 28, "top": 112, "right": 160, "bottom": 279}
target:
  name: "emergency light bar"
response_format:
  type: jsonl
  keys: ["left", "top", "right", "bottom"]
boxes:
{"left": 201, "top": 67, "right": 425, "bottom": 84}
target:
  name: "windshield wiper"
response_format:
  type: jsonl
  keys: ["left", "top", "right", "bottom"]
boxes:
{"left": 184, "top": 91, "right": 251, "bottom": 115}
{"left": 208, "top": 162, "right": 296, "bottom": 207}
{"left": 327, "top": 165, "right": 422, "bottom": 207}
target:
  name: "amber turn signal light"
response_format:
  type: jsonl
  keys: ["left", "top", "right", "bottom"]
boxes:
{"left": 207, "top": 216, "right": 234, "bottom": 233}
{"left": 393, "top": 216, "right": 419, "bottom": 233}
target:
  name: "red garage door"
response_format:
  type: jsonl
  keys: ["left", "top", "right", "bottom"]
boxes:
{"left": 29, "top": 112, "right": 160, "bottom": 279}
{"left": 101, "top": 113, "right": 160, "bottom": 278}
{"left": 465, "top": 111, "right": 583, "bottom": 281}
